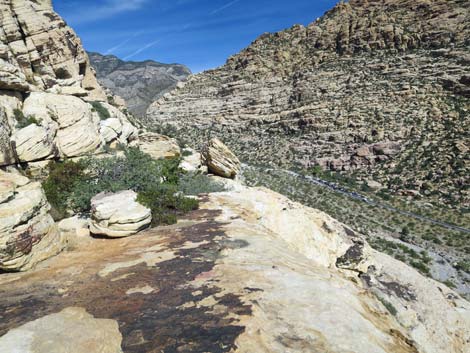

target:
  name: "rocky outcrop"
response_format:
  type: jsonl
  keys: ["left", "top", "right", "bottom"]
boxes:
{"left": 88, "top": 52, "right": 191, "bottom": 118}
{"left": 0, "top": 170, "right": 64, "bottom": 271}
{"left": 0, "top": 0, "right": 105, "bottom": 99}
{"left": 138, "top": 132, "right": 180, "bottom": 160}
{"left": 147, "top": 0, "right": 470, "bottom": 206}
{"left": 0, "top": 1, "right": 139, "bottom": 168}
{"left": 202, "top": 138, "right": 241, "bottom": 178}
{"left": 0, "top": 307, "right": 123, "bottom": 353}
{"left": 0, "top": 185, "right": 468, "bottom": 352}
{"left": 90, "top": 191, "right": 152, "bottom": 238}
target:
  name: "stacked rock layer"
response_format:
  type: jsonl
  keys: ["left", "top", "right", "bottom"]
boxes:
{"left": 147, "top": 0, "right": 470, "bottom": 206}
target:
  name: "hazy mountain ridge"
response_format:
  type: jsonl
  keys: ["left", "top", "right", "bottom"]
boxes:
{"left": 88, "top": 52, "right": 191, "bottom": 117}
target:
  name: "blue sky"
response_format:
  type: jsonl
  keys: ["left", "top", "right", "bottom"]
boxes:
{"left": 54, "top": 0, "right": 339, "bottom": 73}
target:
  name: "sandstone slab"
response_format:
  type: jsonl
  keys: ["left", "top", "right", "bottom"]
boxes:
{"left": 0, "top": 185, "right": 468, "bottom": 352}
{"left": 0, "top": 307, "right": 123, "bottom": 353}
{"left": 202, "top": 138, "right": 241, "bottom": 178}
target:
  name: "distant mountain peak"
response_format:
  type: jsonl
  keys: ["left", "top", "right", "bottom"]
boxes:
{"left": 88, "top": 52, "right": 191, "bottom": 117}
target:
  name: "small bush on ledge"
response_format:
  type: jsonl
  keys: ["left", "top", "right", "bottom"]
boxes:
{"left": 14, "top": 108, "right": 41, "bottom": 129}
{"left": 90, "top": 101, "right": 111, "bottom": 120}
{"left": 42, "top": 147, "right": 210, "bottom": 226}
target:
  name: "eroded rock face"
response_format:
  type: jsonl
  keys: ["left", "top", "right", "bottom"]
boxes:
{"left": 0, "top": 307, "right": 123, "bottom": 353}
{"left": 0, "top": 185, "right": 468, "bottom": 352}
{"left": 0, "top": 0, "right": 105, "bottom": 99}
{"left": 90, "top": 191, "right": 152, "bottom": 238}
{"left": 0, "top": 170, "right": 64, "bottom": 271}
{"left": 202, "top": 138, "right": 241, "bottom": 178}
{"left": 147, "top": 0, "right": 470, "bottom": 206}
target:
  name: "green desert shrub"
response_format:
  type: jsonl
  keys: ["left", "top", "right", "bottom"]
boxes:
{"left": 137, "top": 185, "right": 198, "bottom": 226}
{"left": 90, "top": 101, "right": 111, "bottom": 120}
{"left": 42, "top": 159, "right": 88, "bottom": 220}
{"left": 178, "top": 173, "right": 226, "bottom": 196}
{"left": 378, "top": 297, "right": 398, "bottom": 316}
{"left": 43, "top": 147, "right": 199, "bottom": 226}
{"left": 14, "top": 108, "right": 41, "bottom": 129}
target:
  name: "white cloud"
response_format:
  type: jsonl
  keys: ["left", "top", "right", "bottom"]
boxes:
{"left": 105, "top": 31, "right": 144, "bottom": 55}
{"left": 64, "top": 0, "right": 148, "bottom": 24}
{"left": 210, "top": 0, "right": 241, "bottom": 15}
{"left": 123, "top": 39, "right": 160, "bottom": 60}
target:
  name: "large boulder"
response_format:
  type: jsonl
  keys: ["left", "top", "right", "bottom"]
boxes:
{"left": 0, "top": 307, "right": 123, "bottom": 353}
{"left": 138, "top": 132, "right": 180, "bottom": 160}
{"left": 90, "top": 191, "right": 152, "bottom": 238}
{"left": 0, "top": 171, "right": 64, "bottom": 271}
{"left": 202, "top": 138, "right": 241, "bottom": 178}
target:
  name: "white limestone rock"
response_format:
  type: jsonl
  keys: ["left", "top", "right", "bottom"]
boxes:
{"left": 23, "top": 92, "right": 102, "bottom": 158}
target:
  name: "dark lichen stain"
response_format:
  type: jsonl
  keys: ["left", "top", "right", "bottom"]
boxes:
{"left": 379, "top": 280, "right": 417, "bottom": 302}
{"left": 343, "top": 226, "right": 357, "bottom": 238}
{"left": 0, "top": 208, "right": 252, "bottom": 353}
{"left": 336, "top": 241, "right": 365, "bottom": 269}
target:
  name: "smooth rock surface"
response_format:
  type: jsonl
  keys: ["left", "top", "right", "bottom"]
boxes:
{"left": 0, "top": 307, "right": 123, "bottom": 353}
{"left": 90, "top": 191, "right": 152, "bottom": 238}
{"left": 11, "top": 123, "right": 55, "bottom": 162}
{"left": 202, "top": 138, "right": 241, "bottom": 178}
{"left": 0, "top": 185, "right": 467, "bottom": 352}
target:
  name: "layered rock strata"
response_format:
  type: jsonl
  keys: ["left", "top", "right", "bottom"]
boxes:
{"left": 147, "top": 0, "right": 470, "bottom": 206}
{"left": 0, "top": 170, "right": 64, "bottom": 271}
{"left": 202, "top": 138, "right": 241, "bottom": 178}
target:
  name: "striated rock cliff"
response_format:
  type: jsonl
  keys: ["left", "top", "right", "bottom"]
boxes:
{"left": 0, "top": 0, "right": 139, "bottom": 168}
{"left": 0, "top": 0, "right": 105, "bottom": 98}
{"left": 0, "top": 186, "right": 468, "bottom": 352}
{"left": 147, "top": 0, "right": 470, "bottom": 207}
{"left": 88, "top": 52, "right": 191, "bottom": 118}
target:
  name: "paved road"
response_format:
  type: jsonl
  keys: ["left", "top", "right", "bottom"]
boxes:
{"left": 242, "top": 164, "right": 470, "bottom": 234}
